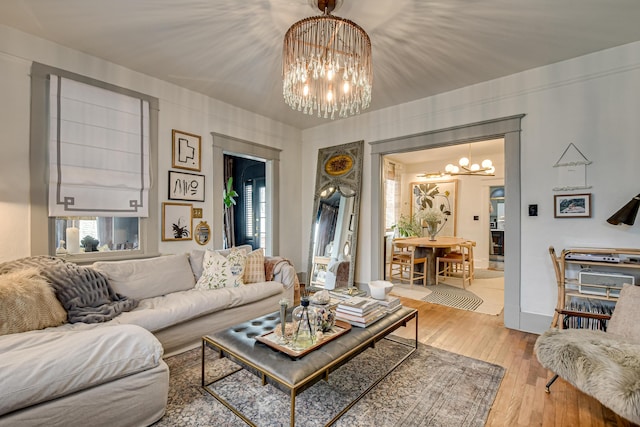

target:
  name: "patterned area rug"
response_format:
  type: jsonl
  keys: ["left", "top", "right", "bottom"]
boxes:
{"left": 422, "top": 284, "right": 484, "bottom": 311}
{"left": 153, "top": 338, "right": 504, "bottom": 427}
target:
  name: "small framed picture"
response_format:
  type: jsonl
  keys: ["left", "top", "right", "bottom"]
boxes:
{"left": 168, "top": 171, "right": 205, "bottom": 202}
{"left": 172, "top": 129, "right": 201, "bottom": 171}
{"left": 554, "top": 193, "right": 592, "bottom": 218}
{"left": 162, "top": 202, "right": 193, "bottom": 241}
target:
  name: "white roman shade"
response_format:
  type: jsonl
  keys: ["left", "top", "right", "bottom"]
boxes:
{"left": 48, "top": 75, "right": 150, "bottom": 217}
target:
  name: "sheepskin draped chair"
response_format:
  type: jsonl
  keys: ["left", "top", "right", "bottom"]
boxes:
{"left": 535, "top": 284, "right": 640, "bottom": 425}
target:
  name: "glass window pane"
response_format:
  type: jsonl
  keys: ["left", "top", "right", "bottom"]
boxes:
{"left": 55, "top": 217, "right": 140, "bottom": 254}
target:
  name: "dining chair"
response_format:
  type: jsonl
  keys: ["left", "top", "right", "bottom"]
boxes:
{"left": 436, "top": 241, "right": 473, "bottom": 289}
{"left": 441, "top": 240, "right": 476, "bottom": 279}
{"left": 388, "top": 240, "right": 427, "bottom": 287}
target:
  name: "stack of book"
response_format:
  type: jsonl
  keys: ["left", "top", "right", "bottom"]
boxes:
{"left": 335, "top": 296, "right": 387, "bottom": 328}
{"left": 376, "top": 295, "right": 402, "bottom": 313}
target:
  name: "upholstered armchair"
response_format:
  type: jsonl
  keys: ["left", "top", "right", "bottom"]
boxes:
{"left": 535, "top": 284, "right": 640, "bottom": 424}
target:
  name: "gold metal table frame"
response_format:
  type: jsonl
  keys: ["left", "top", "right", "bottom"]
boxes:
{"left": 201, "top": 307, "right": 418, "bottom": 427}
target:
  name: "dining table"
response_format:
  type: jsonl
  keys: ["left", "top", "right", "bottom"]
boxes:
{"left": 392, "top": 236, "right": 467, "bottom": 286}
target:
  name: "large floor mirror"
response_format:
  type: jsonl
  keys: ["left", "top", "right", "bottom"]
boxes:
{"left": 308, "top": 141, "right": 363, "bottom": 290}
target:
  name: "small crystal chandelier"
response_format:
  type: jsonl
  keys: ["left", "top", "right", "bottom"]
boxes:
{"left": 282, "top": 0, "right": 372, "bottom": 120}
{"left": 441, "top": 144, "right": 494, "bottom": 176}
{"left": 419, "top": 144, "right": 495, "bottom": 178}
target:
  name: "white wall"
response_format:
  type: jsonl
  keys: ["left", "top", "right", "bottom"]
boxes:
{"left": 0, "top": 25, "right": 303, "bottom": 267}
{"left": 302, "top": 40, "right": 640, "bottom": 332}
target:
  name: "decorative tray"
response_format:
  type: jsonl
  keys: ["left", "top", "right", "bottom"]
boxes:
{"left": 255, "top": 320, "right": 351, "bottom": 359}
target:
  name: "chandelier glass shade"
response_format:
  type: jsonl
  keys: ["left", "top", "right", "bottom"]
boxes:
{"left": 282, "top": 7, "right": 372, "bottom": 119}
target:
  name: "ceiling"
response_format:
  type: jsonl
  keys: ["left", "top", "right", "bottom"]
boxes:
{"left": 2, "top": 0, "right": 640, "bottom": 130}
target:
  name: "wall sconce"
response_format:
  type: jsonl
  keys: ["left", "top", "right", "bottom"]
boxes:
{"left": 607, "top": 194, "right": 640, "bottom": 225}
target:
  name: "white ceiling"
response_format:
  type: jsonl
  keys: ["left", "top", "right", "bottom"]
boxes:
{"left": 2, "top": 0, "right": 640, "bottom": 130}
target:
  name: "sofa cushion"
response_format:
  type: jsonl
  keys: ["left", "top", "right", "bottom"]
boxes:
{"left": 109, "top": 281, "right": 284, "bottom": 332}
{"left": 0, "top": 268, "right": 67, "bottom": 336}
{"left": 0, "top": 324, "right": 163, "bottom": 417}
{"left": 243, "top": 248, "right": 266, "bottom": 284}
{"left": 195, "top": 248, "right": 247, "bottom": 290}
{"left": 190, "top": 245, "right": 253, "bottom": 281}
{"left": 93, "top": 254, "right": 195, "bottom": 300}
{"left": 0, "top": 256, "right": 137, "bottom": 324}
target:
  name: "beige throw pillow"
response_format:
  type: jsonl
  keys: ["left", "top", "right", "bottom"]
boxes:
{"left": 0, "top": 268, "right": 67, "bottom": 335}
{"left": 195, "top": 247, "right": 247, "bottom": 290}
{"left": 243, "top": 248, "right": 266, "bottom": 284}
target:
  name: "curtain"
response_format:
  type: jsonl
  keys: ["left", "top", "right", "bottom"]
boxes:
{"left": 223, "top": 156, "right": 235, "bottom": 248}
{"left": 315, "top": 203, "right": 338, "bottom": 256}
{"left": 384, "top": 159, "right": 401, "bottom": 229}
{"left": 48, "top": 75, "right": 150, "bottom": 217}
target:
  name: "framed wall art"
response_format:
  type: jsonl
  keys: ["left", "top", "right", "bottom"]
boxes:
{"left": 410, "top": 179, "right": 458, "bottom": 236}
{"left": 172, "top": 129, "right": 201, "bottom": 171}
{"left": 162, "top": 202, "right": 193, "bottom": 241}
{"left": 554, "top": 193, "right": 592, "bottom": 218}
{"left": 168, "top": 170, "right": 205, "bottom": 202}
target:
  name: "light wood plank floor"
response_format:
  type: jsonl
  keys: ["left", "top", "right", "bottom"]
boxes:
{"left": 391, "top": 297, "right": 638, "bottom": 427}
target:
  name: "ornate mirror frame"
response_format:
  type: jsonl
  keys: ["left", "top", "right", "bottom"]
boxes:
{"left": 194, "top": 221, "right": 211, "bottom": 246}
{"left": 307, "top": 140, "right": 363, "bottom": 289}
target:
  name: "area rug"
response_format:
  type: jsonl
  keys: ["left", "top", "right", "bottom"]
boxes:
{"left": 153, "top": 338, "right": 504, "bottom": 427}
{"left": 389, "top": 269, "right": 504, "bottom": 316}
{"left": 422, "top": 284, "right": 484, "bottom": 311}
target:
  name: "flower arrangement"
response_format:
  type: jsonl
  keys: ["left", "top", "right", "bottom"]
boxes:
{"left": 419, "top": 208, "right": 446, "bottom": 224}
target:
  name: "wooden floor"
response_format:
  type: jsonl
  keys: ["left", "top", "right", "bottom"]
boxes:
{"left": 391, "top": 297, "right": 638, "bottom": 427}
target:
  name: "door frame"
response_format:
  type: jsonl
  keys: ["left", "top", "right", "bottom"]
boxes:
{"left": 212, "top": 133, "right": 281, "bottom": 255}
{"left": 369, "top": 115, "right": 524, "bottom": 330}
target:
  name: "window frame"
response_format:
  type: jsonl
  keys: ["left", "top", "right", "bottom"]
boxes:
{"left": 30, "top": 63, "right": 159, "bottom": 262}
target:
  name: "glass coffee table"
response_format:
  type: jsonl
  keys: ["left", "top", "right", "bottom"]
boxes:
{"left": 201, "top": 306, "right": 418, "bottom": 427}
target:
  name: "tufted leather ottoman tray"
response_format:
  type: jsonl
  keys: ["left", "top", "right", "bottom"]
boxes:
{"left": 201, "top": 306, "right": 417, "bottom": 426}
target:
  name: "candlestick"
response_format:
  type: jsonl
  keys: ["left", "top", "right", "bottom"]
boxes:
{"left": 66, "top": 227, "right": 80, "bottom": 253}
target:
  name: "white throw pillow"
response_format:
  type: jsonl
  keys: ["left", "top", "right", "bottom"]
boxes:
{"left": 243, "top": 248, "right": 266, "bottom": 284}
{"left": 195, "top": 247, "right": 247, "bottom": 290}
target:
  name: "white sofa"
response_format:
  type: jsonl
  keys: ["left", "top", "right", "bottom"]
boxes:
{"left": 0, "top": 246, "right": 296, "bottom": 427}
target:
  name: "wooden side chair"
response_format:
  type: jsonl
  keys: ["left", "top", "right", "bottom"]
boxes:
{"left": 436, "top": 241, "right": 473, "bottom": 289}
{"left": 388, "top": 240, "right": 427, "bottom": 287}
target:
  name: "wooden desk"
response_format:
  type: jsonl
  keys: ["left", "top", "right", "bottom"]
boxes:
{"left": 393, "top": 237, "right": 466, "bottom": 285}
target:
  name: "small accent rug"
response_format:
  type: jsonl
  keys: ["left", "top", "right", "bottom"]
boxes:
{"left": 422, "top": 284, "right": 484, "bottom": 311}
{"left": 153, "top": 338, "right": 504, "bottom": 427}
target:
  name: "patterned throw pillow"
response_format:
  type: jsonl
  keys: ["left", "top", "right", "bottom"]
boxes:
{"left": 243, "top": 248, "right": 266, "bottom": 284}
{"left": 195, "top": 247, "right": 247, "bottom": 290}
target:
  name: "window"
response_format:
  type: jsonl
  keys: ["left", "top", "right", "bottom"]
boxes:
{"left": 30, "top": 63, "right": 159, "bottom": 259}
{"left": 384, "top": 159, "right": 401, "bottom": 230}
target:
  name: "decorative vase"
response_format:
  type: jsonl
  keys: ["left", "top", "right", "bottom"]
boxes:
{"left": 311, "top": 303, "right": 336, "bottom": 332}
{"left": 292, "top": 298, "right": 317, "bottom": 350}
{"left": 426, "top": 220, "right": 440, "bottom": 241}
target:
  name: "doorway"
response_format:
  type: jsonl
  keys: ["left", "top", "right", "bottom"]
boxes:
{"left": 224, "top": 154, "right": 266, "bottom": 250}
{"left": 489, "top": 186, "right": 505, "bottom": 271}
{"left": 369, "top": 115, "right": 524, "bottom": 330}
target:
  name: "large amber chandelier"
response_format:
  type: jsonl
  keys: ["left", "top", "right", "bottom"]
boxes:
{"left": 282, "top": 0, "right": 372, "bottom": 120}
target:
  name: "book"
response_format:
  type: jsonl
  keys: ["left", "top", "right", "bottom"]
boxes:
{"left": 335, "top": 306, "right": 386, "bottom": 322}
{"left": 336, "top": 308, "right": 387, "bottom": 328}
{"left": 383, "top": 304, "right": 402, "bottom": 314}
{"left": 375, "top": 296, "right": 401, "bottom": 308}
{"left": 337, "top": 296, "right": 380, "bottom": 315}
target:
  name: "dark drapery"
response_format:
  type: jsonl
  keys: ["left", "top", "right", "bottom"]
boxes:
{"left": 315, "top": 202, "right": 338, "bottom": 256}
{"left": 223, "top": 156, "right": 235, "bottom": 248}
